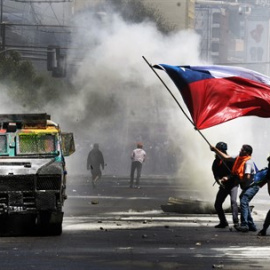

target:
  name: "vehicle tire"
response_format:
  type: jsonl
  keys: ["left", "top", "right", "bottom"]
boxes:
{"left": 49, "top": 222, "right": 62, "bottom": 236}
{"left": 38, "top": 212, "right": 62, "bottom": 236}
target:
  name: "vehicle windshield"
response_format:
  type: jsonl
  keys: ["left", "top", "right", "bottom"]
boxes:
{"left": 17, "top": 133, "right": 57, "bottom": 155}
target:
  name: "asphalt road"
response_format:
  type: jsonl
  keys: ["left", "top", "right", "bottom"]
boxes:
{"left": 0, "top": 175, "right": 270, "bottom": 270}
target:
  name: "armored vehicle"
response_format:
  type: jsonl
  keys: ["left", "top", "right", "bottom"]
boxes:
{"left": 0, "top": 113, "right": 75, "bottom": 235}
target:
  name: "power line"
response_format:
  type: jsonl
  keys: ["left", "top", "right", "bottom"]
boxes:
{"left": 12, "top": 1, "right": 72, "bottom": 3}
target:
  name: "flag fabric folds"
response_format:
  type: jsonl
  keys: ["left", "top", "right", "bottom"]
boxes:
{"left": 154, "top": 64, "right": 270, "bottom": 129}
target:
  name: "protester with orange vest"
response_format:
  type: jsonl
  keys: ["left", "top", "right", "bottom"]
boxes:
{"left": 210, "top": 144, "right": 258, "bottom": 232}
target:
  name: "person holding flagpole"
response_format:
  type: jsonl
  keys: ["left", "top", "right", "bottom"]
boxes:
{"left": 210, "top": 144, "right": 258, "bottom": 232}
{"left": 211, "top": 142, "right": 239, "bottom": 228}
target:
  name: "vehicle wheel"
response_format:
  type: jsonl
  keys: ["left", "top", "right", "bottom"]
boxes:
{"left": 38, "top": 212, "right": 62, "bottom": 236}
{"left": 48, "top": 222, "right": 62, "bottom": 236}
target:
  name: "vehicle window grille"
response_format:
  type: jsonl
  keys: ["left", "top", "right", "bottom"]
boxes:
{"left": 0, "top": 176, "right": 35, "bottom": 191}
{"left": 37, "top": 176, "right": 61, "bottom": 190}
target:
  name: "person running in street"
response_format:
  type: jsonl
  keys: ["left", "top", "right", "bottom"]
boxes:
{"left": 130, "top": 142, "right": 146, "bottom": 189}
{"left": 212, "top": 142, "right": 239, "bottom": 228}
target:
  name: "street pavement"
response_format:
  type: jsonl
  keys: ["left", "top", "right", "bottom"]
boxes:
{"left": 0, "top": 175, "right": 269, "bottom": 270}
{"left": 62, "top": 175, "right": 270, "bottom": 270}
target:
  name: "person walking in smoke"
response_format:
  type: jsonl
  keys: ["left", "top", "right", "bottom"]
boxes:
{"left": 87, "top": 143, "right": 105, "bottom": 188}
{"left": 211, "top": 142, "right": 239, "bottom": 228}
{"left": 130, "top": 142, "right": 146, "bottom": 189}
{"left": 211, "top": 144, "right": 258, "bottom": 232}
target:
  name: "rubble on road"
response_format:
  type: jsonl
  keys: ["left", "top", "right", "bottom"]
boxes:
{"left": 161, "top": 197, "right": 231, "bottom": 214}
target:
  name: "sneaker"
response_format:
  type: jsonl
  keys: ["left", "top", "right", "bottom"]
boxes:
{"left": 257, "top": 230, "right": 266, "bottom": 236}
{"left": 235, "top": 225, "right": 249, "bottom": 232}
{"left": 215, "top": 223, "right": 228, "bottom": 228}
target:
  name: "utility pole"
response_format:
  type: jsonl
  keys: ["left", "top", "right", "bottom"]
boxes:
{"left": 0, "top": 0, "right": 4, "bottom": 52}
{"left": 1, "top": 23, "right": 5, "bottom": 52}
{"left": 0, "top": 0, "right": 2, "bottom": 38}
{"left": 0, "top": 0, "right": 2, "bottom": 25}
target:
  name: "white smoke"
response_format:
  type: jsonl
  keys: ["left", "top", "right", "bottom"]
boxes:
{"left": 1, "top": 3, "right": 268, "bottom": 202}
{"left": 63, "top": 12, "right": 205, "bottom": 178}
{"left": 0, "top": 85, "right": 26, "bottom": 113}
{"left": 61, "top": 9, "right": 269, "bottom": 201}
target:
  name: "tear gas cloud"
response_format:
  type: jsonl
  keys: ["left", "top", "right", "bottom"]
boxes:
{"left": 64, "top": 8, "right": 269, "bottom": 201}
{"left": 0, "top": 5, "right": 269, "bottom": 202}
{"left": 65, "top": 11, "right": 205, "bottom": 180}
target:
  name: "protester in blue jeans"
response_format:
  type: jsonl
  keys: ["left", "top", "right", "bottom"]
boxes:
{"left": 238, "top": 184, "right": 259, "bottom": 232}
{"left": 237, "top": 157, "right": 269, "bottom": 232}
{"left": 211, "top": 144, "right": 257, "bottom": 232}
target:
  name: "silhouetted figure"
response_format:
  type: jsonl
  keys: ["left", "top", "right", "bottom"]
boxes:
{"left": 87, "top": 143, "right": 105, "bottom": 188}
{"left": 212, "top": 142, "right": 238, "bottom": 228}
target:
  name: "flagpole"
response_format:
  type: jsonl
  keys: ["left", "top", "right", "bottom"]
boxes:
{"left": 142, "top": 56, "right": 211, "bottom": 146}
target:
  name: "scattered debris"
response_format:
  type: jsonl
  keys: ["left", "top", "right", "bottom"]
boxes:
{"left": 212, "top": 263, "right": 224, "bottom": 269}
{"left": 161, "top": 197, "right": 231, "bottom": 214}
{"left": 91, "top": 200, "right": 99, "bottom": 205}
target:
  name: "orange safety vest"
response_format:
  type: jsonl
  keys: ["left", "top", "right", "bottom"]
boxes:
{"left": 231, "top": 155, "right": 251, "bottom": 180}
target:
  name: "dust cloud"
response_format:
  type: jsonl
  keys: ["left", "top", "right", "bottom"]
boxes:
{"left": 63, "top": 10, "right": 204, "bottom": 180}
{"left": 62, "top": 7, "right": 269, "bottom": 201}
{"left": 0, "top": 4, "right": 269, "bottom": 203}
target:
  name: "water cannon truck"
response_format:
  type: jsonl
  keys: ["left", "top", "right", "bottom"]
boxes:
{"left": 0, "top": 113, "right": 75, "bottom": 235}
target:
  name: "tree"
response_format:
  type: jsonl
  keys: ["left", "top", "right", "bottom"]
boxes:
{"left": 0, "top": 50, "right": 73, "bottom": 110}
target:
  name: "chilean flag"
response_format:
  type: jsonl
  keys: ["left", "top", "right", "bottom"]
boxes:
{"left": 154, "top": 64, "right": 270, "bottom": 130}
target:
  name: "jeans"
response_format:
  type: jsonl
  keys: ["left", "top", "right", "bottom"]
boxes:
{"left": 130, "top": 161, "right": 143, "bottom": 187}
{"left": 239, "top": 185, "right": 260, "bottom": 229}
{"left": 215, "top": 185, "right": 239, "bottom": 224}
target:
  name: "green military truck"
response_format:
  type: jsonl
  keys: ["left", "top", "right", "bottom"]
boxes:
{"left": 0, "top": 113, "right": 75, "bottom": 235}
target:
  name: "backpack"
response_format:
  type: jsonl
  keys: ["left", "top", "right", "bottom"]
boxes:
{"left": 253, "top": 168, "right": 268, "bottom": 185}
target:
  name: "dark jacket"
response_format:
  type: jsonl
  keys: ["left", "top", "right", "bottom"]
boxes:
{"left": 212, "top": 158, "right": 235, "bottom": 189}
{"left": 87, "top": 149, "right": 104, "bottom": 170}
